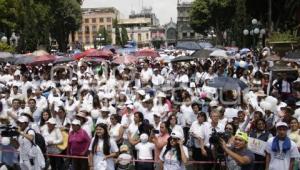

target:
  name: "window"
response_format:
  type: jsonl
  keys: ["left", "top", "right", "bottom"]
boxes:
{"left": 138, "top": 33, "right": 142, "bottom": 42}
{"left": 92, "top": 25, "right": 97, "bottom": 32}
{"left": 92, "top": 18, "right": 96, "bottom": 23}
{"left": 146, "top": 33, "right": 149, "bottom": 40}
{"left": 99, "top": 18, "right": 104, "bottom": 23}
{"left": 190, "top": 32, "right": 195, "bottom": 38}
{"left": 85, "top": 18, "right": 89, "bottom": 23}
{"left": 85, "top": 26, "right": 90, "bottom": 33}
{"left": 182, "top": 32, "right": 187, "bottom": 38}
{"left": 78, "top": 36, "right": 83, "bottom": 42}
{"left": 107, "top": 25, "right": 112, "bottom": 30}
{"left": 85, "top": 36, "right": 90, "bottom": 44}
{"left": 106, "top": 17, "right": 112, "bottom": 22}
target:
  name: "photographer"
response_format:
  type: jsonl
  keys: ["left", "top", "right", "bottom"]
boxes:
{"left": 16, "top": 116, "right": 39, "bottom": 170}
{"left": 220, "top": 130, "right": 255, "bottom": 170}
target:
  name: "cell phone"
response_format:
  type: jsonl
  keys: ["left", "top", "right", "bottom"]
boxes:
{"left": 152, "top": 129, "right": 159, "bottom": 134}
{"left": 29, "top": 158, "right": 34, "bottom": 166}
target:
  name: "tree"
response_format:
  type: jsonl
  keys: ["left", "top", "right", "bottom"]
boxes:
{"left": 190, "top": 0, "right": 235, "bottom": 44}
{"left": 98, "top": 27, "right": 111, "bottom": 45}
{"left": 121, "top": 26, "right": 129, "bottom": 46}
{"left": 49, "top": 0, "right": 82, "bottom": 52}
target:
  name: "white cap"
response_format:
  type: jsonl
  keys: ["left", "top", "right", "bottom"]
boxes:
{"left": 170, "top": 130, "right": 184, "bottom": 140}
{"left": 137, "top": 90, "right": 146, "bottom": 96}
{"left": 72, "top": 77, "right": 77, "bottom": 81}
{"left": 126, "top": 104, "right": 134, "bottom": 110}
{"left": 209, "top": 100, "right": 219, "bottom": 107}
{"left": 46, "top": 118, "right": 57, "bottom": 125}
{"left": 190, "top": 82, "right": 196, "bottom": 88}
{"left": 101, "top": 107, "right": 110, "bottom": 112}
{"left": 142, "top": 94, "right": 152, "bottom": 102}
{"left": 276, "top": 121, "right": 288, "bottom": 128}
{"left": 17, "top": 116, "right": 29, "bottom": 123}
{"left": 63, "top": 85, "right": 72, "bottom": 92}
{"left": 296, "top": 101, "right": 300, "bottom": 106}
{"left": 140, "top": 133, "right": 149, "bottom": 143}
{"left": 71, "top": 119, "right": 81, "bottom": 125}
{"left": 157, "top": 91, "right": 166, "bottom": 98}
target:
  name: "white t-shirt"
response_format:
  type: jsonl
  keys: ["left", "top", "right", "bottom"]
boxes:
{"left": 265, "top": 137, "right": 300, "bottom": 170}
{"left": 199, "top": 122, "right": 225, "bottom": 147}
{"left": 159, "top": 145, "right": 189, "bottom": 170}
{"left": 135, "top": 142, "right": 155, "bottom": 160}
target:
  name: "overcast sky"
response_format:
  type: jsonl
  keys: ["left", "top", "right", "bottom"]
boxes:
{"left": 83, "top": 0, "right": 193, "bottom": 25}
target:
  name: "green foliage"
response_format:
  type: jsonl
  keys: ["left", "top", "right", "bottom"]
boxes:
{"left": 268, "top": 32, "right": 299, "bottom": 42}
{"left": 121, "top": 27, "right": 129, "bottom": 46}
{"left": 49, "top": 0, "right": 82, "bottom": 52}
{"left": 0, "top": 42, "right": 15, "bottom": 52}
{"left": 114, "top": 18, "right": 122, "bottom": 46}
{"left": 98, "top": 27, "right": 111, "bottom": 45}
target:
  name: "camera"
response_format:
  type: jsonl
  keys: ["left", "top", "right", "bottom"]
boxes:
{"left": 209, "top": 129, "right": 231, "bottom": 146}
{"left": 0, "top": 125, "right": 19, "bottom": 137}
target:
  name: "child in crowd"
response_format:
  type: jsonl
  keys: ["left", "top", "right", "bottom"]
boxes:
{"left": 117, "top": 145, "right": 132, "bottom": 170}
{"left": 135, "top": 133, "right": 155, "bottom": 170}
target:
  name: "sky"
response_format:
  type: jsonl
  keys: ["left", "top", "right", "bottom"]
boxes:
{"left": 82, "top": 0, "right": 193, "bottom": 25}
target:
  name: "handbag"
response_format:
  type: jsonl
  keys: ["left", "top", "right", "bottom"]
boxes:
{"left": 57, "top": 130, "right": 68, "bottom": 151}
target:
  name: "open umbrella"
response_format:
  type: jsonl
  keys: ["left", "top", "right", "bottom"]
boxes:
{"left": 171, "top": 56, "right": 194, "bottom": 63}
{"left": 32, "top": 50, "right": 49, "bottom": 56}
{"left": 112, "top": 54, "right": 137, "bottom": 64}
{"left": 209, "top": 50, "right": 228, "bottom": 58}
{"left": 85, "top": 50, "right": 113, "bottom": 59}
{"left": 191, "top": 49, "right": 213, "bottom": 59}
{"left": 0, "top": 52, "right": 14, "bottom": 63}
{"left": 134, "top": 49, "right": 159, "bottom": 58}
{"left": 54, "top": 56, "right": 75, "bottom": 64}
{"left": 240, "top": 48, "right": 250, "bottom": 54}
{"left": 14, "top": 54, "right": 55, "bottom": 65}
{"left": 73, "top": 48, "right": 97, "bottom": 60}
{"left": 207, "top": 76, "right": 248, "bottom": 90}
{"left": 176, "top": 41, "right": 202, "bottom": 50}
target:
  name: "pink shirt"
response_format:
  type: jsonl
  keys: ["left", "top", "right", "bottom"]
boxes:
{"left": 68, "top": 128, "right": 91, "bottom": 156}
{"left": 154, "top": 133, "right": 170, "bottom": 161}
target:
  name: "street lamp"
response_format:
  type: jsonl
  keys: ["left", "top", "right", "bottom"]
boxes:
{"left": 1, "top": 36, "right": 7, "bottom": 43}
{"left": 243, "top": 18, "right": 266, "bottom": 48}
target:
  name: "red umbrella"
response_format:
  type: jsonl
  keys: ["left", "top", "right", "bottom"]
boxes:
{"left": 73, "top": 48, "right": 97, "bottom": 60}
{"left": 113, "top": 54, "right": 137, "bottom": 64}
{"left": 30, "top": 54, "right": 56, "bottom": 65}
{"left": 85, "top": 50, "right": 113, "bottom": 59}
{"left": 134, "top": 49, "right": 160, "bottom": 58}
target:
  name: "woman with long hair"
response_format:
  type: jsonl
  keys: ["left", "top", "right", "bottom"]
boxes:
{"left": 159, "top": 130, "right": 188, "bottom": 170}
{"left": 88, "top": 123, "right": 119, "bottom": 170}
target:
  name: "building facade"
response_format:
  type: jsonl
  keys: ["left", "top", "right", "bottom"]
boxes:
{"left": 177, "top": 1, "right": 201, "bottom": 41}
{"left": 164, "top": 18, "right": 177, "bottom": 46}
{"left": 112, "top": 7, "right": 160, "bottom": 47}
{"left": 69, "top": 7, "right": 119, "bottom": 49}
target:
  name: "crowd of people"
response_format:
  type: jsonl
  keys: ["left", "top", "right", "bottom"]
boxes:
{"left": 0, "top": 48, "right": 299, "bottom": 170}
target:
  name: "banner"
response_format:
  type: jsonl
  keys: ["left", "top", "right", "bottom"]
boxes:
{"left": 248, "top": 137, "right": 267, "bottom": 156}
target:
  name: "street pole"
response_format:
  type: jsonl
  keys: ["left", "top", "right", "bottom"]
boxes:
{"left": 268, "top": 0, "right": 272, "bottom": 35}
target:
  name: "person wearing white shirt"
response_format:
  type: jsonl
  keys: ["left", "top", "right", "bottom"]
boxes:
{"left": 189, "top": 112, "right": 208, "bottom": 170}
{"left": 151, "top": 69, "right": 165, "bottom": 88}
{"left": 109, "top": 114, "right": 124, "bottom": 145}
{"left": 199, "top": 110, "right": 225, "bottom": 169}
{"left": 34, "top": 88, "right": 48, "bottom": 111}
{"left": 41, "top": 118, "right": 64, "bottom": 170}
{"left": 265, "top": 122, "right": 300, "bottom": 170}
{"left": 140, "top": 63, "right": 153, "bottom": 85}
{"left": 135, "top": 133, "right": 155, "bottom": 170}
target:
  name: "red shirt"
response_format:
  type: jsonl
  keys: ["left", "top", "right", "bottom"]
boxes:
{"left": 68, "top": 128, "right": 91, "bottom": 156}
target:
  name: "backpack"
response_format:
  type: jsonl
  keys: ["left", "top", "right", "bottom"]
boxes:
{"left": 26, "top": 128, "right": 47, "bottom": 154}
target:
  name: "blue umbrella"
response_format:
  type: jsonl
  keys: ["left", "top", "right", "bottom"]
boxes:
{"left": 176, "top": 41, "right": 202, "bottom": 50}
{"left": 207, "top": 76, "right": 248, "bottom": 90}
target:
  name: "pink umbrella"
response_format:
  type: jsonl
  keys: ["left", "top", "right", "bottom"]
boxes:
{"left": 73, "top": 48, "right": 97, "bottom": 60}
{"left": 134, "top": 49, "right": 159, "bottom": 58}
{"left": 85, "top": 50, "right": 113, "bottom": 59}
{"left": 113, "top": 54, "right": 137, "bottom": 64}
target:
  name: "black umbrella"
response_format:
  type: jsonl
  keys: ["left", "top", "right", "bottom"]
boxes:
{"left": 171, "top": 56, "right": 194, "bottom": 63}
{"left": 207, "top": 76, "right": 248, "bottom": 90}
{"left": 176, "top": 41, "right": 202, "bottom": 50}
{"left": 191, "top": 49, "right": 213, "bottom": 59}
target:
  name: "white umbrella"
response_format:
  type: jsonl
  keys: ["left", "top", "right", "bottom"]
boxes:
{"left": 209, "top": 50, "right": 228, "bottom": 58}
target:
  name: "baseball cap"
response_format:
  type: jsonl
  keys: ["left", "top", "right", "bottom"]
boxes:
{"left": 71, "top": 119, "right": 81, "bottom": 125}
{"left": 170, "top": 130, "right": 184, "bottom": 140}
{"left": 17, "top": 116, "right": 29, "bottom": 123}
{"left": 235, "top": 130, "right": 248, "bottom": 143}
{"left": 276, "top": 121, "right": 288, "bottom": 128}
{"left": 46, "top": 118, "right": 57, "bottom": 125}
